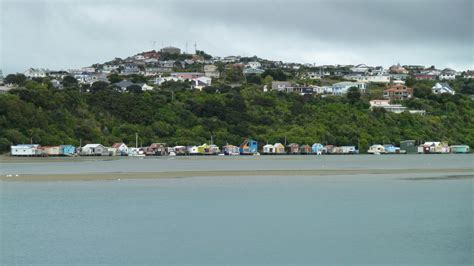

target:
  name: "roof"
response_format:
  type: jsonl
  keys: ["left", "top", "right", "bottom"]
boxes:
{"left": 432, "top": 82, "right": 454, "bottom": 92}
{"left": 11, "top": 144, "right": 40, "bottom": 148}
{"left": 161, "top": 46, "right": 180, "bottom": 50}
{"left": 112, "top": 143, "right": 125, "bottom": 148}
{"left": 384, "top": 84, "right": 413, "bottom": 92}
{"left": 115, "top": 80, "right": 134, "bottom": 88}
{"left": 333, "top": 81, "right": 365, "bottom": 86}
{"left": 82, "top": 144, "right": 103, "bottom": 148}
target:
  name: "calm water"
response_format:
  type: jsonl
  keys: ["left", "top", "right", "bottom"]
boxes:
{"left": 1, "top": 155, "right": 473, "bottom": 265}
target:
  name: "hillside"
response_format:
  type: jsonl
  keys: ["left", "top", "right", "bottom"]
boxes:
{"left": 1, "top": 76, "right": 473, "bottom": 153}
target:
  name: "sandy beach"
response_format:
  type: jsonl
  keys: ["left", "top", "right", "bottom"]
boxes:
{"left": 2, "top": 168, "right": 473, "bottom": 181}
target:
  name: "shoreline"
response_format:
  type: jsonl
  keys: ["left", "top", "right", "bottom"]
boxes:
{"left": 1, "top": 168, "right": 473, "bottom": 181}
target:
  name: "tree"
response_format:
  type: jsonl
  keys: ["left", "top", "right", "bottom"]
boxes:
{"left": 108, "top": 74, "right": 124, "bottom": 83}
{"left": 90, "top": 81, "right": 109, "bottom": 93}
{"left": 262, "top": 69, "right": 287, "bottom": 81}
{"left": 126, "top": 85, "right": 143, "bottom": 93}
{"left": 414, "top": 85, "right": 432, "bottom": 98}
{"left": 225, "top": 65, "right": 244, "bottom": 83}
{"left": 215, "top": 62, "right": 225, "bottom": 79}
{"left": 4, "top": 74, "right": 27, "bottom": 86}
{"left": 129, "top": 75, "right": 147, "bottom": 84}
{"left": 246, "top": 74, "right": 262, "bottom": 85}
{"left": 346, "top": 87, "right": 361, "bottom": 104}
{"left": 195, "top": 50, "right": 212, "bottom": 60}
{"left": 62, "top": 75, "right": 78, "bottom": 87}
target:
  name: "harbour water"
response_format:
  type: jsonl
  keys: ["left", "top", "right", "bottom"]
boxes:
{"left": 1, "top": 155, "right": 473, "bottom": 265}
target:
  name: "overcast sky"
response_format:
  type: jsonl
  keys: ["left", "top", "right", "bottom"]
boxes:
{"left": 1, "top": 0, "right": 473, "bottom": 74}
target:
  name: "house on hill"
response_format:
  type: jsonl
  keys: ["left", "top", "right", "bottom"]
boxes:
{"left": 331, "top": 82, "right": 367, "bottom": 95}
{"left": 24, "top": 68, "right": 47, "bottom": 78}
{"left": 383, "top": 84, "right": 414, "bottom": 100}
{"left": 115, "top": 80, "right": 153, "bottom": 92}
{"left": 389, "top": 63, "right": 408, "bottom": 74}
{"left": 272, "top": 81, "right": 293, "bottom": 91}
{"left": 431, "top": 82, "right": 455, "bottom": 95}
{"left": 439, "top": 68, "right": 458, "bottom": 80}
{"left": 204, "top": 65, "right": 220, "bottom": 78}
{"left": 160, "top": 46, "right": 181, "bottom": 54}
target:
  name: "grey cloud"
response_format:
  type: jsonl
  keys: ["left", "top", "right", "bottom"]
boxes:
{"left": 1, "top": 0, "right": 472, "bottom": 74}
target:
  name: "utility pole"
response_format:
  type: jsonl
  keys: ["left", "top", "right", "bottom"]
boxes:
{"left": 135, "top": 133, "right": 138, "bottom": 148}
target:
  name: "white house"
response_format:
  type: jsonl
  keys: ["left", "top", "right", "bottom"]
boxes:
{"left": 272, "top": 81, "right": 293, "bottom": 91}
{"left": 10, "top": 144, "right": 42, "bottom": 156}
{"left": 340, "top": 146, "right": 357, "bottom": 154}
{"left": 192, "top": 76, "right": 212, "bottom": 91}
{"left": 0, "top": 85, "right": 12, "bottom": 94}
{"left": 112, "top": 143, "right": 129, "bottom": 155}
{"left": 350, "top": 64, "right": 371, "bottom": 73}
{"left": 418, "top": 142, "right": 450, "bottom": 154}
{"left": 367, "top": 144, "right": 386, "bottom": 154}
{"left": 331, "top": 82, "right": 367, "bottom": 95}
{"left": 80, "top": 144, "right": 109, "bottom": 156}
{"left": 194, "top": 76, "right": 212, "bottom": 86}
{"left": 344, "top": 74, "right": 390, "bottom": 83}
{"left": 263, "top": 144, "right": 276, "bottom": 154}
{"left": 313, "top": 86, "right": 332, "bottom": 94}
{"left": 439, "top": 68, "right": 457, "bottom": 80}
{"left": 24, "top": 68, "right": 47, "bottom": 78}
{"left": 187, "top": 146, "right": 199, "bottom": 155}
{"left": 246, "top": 61, "right": 261, "bottom": 69}
{"left": 307, "top": 72, "right": 322, "bottom": 79}
{"left": 463, "top": 70, "right": 474, "bottom": 79}
{"left": 372, "top": 66, "right": 386, "bottom": 75}
{"left": 204, "top": 65, "right": 220, "bottom": 78}
{"left": 141, "top": 83, "right": 154, "bottom": 91}
{"left": 134, "top": 55, "right": 145, "bottom": 60}
{"left": 81, "top": 67, "right": 96, "bottom": 73}
{"left": 432, "top": 82, "right": 455, "bottom": 95}
{"left": 369, "top": 100, "right": 426, "bottom": 115}
{"left": 155, "top": 76, "right": 182, "bottom": 85}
